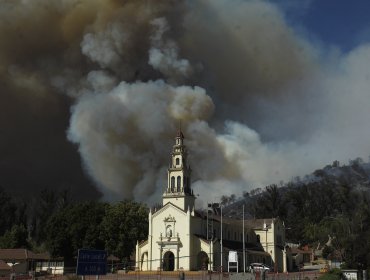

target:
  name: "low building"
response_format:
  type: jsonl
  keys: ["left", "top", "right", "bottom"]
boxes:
{"left": 0, "top": 249, "right": 33, "bottom": 275}
{"left": 290, "top": 245, "right": 314, "bottom": 269}
{"left": 33, "top": 253, "right": 64, "bottom": 275}
{"left": 0, "top": 249, "right": 64, "bottom": 275}
{"left": 0, "top": 260, "right": 11, "bottom": 277}
{"left": 136, "top": 131, "right": 290, "bottom": 272}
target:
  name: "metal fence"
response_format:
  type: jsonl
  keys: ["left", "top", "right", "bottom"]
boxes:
{"left": 1, "top": 271, "right": 234, "bottom": 280}
{"left": 0, "top": 269, "right": 323, "bottom": 280}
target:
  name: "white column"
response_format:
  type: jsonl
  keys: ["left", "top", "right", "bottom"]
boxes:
{"left": 135, "top": 241, "right": 139, "bottom": 270}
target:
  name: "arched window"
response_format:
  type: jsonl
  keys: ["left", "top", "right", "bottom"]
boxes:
{"left": 177, "top": 176, "right": 181, "bottom": 191}
{"left": 171, "top": 176, "right": 175, "bottom": 191}
{"left": 176, "top": 158, "right": 180, "bottom": 166}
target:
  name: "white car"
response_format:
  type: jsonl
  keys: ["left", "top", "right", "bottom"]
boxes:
{"left": 249, "top": 263, "right": 271, "bottom": 273}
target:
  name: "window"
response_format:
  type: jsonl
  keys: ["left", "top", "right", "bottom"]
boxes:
{"left": 176, "top": 158, "right": 180, "bottom": 166}
{"left": 177, "top": 176, "right": 181, "bottom": 191}
{"left": 171, "top": 176, "right": 175, "bottom": 191}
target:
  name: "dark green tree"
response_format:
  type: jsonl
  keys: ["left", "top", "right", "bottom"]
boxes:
{"left": 32, "top": 188, "right": 72, "bottom": 244}
{"left": 0, "top": 187, "right": 17, "bottom": 235}
{"left": 0, "top": 224, "right": 29, "bottom": 249}
{"left": 252, "top": 184, "right": 287, "bottom": 220}
{"left": 45, "top": 201, "right": 107, "bottom": 260}
{"left": 101, "top": 200, "right": 148, "bottom": 260}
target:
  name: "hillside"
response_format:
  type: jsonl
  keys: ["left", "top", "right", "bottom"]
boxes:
{"left": 217, "top": 158, "right": 370, "bottom": 268}
{"left": 222, "top": 157, "right": 370, "bottom": 218}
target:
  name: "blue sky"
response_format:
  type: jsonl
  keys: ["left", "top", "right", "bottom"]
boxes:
{"left": 271, "top": 0, "right": 370, "bottom": 51}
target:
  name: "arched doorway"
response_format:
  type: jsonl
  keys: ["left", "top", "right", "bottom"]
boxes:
{"left": 197, "top": 251, "right": 209, "bottom": 270}
{"left": 163, "top": 251, "right": 175, "bottom": 271}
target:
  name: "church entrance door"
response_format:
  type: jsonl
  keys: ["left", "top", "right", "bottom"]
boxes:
{"left": 197, "top": 251, "right": 209, "bottom": 270}
{"left": 163, "top": 251, "right": 175, "bottom": 271}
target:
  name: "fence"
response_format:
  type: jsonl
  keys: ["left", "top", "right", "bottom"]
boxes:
{"left": 1, "top": 271, "right": 231, "bottom": 280}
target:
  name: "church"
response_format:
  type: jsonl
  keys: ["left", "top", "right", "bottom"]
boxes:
{"left": 135, "top": 130, "right": 289, "bottom": 272}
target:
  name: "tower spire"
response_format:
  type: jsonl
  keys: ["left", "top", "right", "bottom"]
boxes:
{"left": 163, "top": 128, "right": 195, "bottom": 210}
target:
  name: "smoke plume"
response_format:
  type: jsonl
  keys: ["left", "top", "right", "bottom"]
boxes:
{"left": 1, "top": 0, "right": 370, "bottom": 205}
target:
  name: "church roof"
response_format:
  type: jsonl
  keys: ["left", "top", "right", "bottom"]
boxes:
{"left": 194, "top": 210, "right": 277, "bottom": 229}
{"left": 193, "top": 234, "right": 267, "bottom": 253}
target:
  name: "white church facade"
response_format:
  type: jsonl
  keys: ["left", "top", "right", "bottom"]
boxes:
{"left": 135, "top": 131, "right": 289, "bottom": 272}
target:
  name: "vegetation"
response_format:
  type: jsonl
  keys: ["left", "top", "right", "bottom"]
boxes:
{"left": 0, "top": 186, "right": 148, "bottom": 262}
{"left": 221, "top": 158, "right": 370, "bottom": 270}
{"left": 1, "top": 158, "right": 370, "bottom": 269}
{"left": 318, "top": 268, "right": 342, "bottom": 280}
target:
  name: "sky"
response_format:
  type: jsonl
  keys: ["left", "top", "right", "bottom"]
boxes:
{"left": 1, "top": 0, "right": 370, "bottom": 206}
{"left": 273, "top": 0, "right": 370, "bottom": 51}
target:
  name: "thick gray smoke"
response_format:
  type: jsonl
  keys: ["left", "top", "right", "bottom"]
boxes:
{"left": 2, "top": 0, "right": 370, "bottom": 204}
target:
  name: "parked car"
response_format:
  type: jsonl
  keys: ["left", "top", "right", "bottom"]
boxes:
{"left": 249, "top": 263, "right": 271, "bottom": 273}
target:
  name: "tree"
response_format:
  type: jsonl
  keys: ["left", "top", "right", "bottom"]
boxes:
{"left": 32, "top": 188, "right": 72, "bottom": 244}
{"left": 45, "top": 201, "right": 107, "bottom": 260}
{"left": 253, "top": 184, "right": 286, "bottom": 219}
{"left": 220, "top": 195, "right": 229, "bottom": 206}
{"left": 0, "top": 187, "right": 17, "bottom": 235}
{"left": 0, "top": 224, "right": 29, "bottom": 249}
{"left": 101, "top": 201, "right": 148, "bottom": 260}
{"left": 32, "top": 189, "right": 58, "bottom": 243}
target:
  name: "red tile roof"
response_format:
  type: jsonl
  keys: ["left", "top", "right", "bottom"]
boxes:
{"left": 0, "top": 249, "right": 52, "bottom": 261}
{"left": 0, "top": 249, "right": 31, "bottom": 261}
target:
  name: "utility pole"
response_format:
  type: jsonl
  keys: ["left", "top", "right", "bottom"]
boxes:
{"left": 207, "top": 203, "right": 213, "bottom": 271}
{"left": 220, "top": 205, "right": 223, "bottom": 272}
{"left": 243, "top": 204, "right": 246, "bottom": 274}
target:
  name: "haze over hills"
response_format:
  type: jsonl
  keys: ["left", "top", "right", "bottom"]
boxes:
{"left": 221, "top": 157, "right": 370, "bottom": 219}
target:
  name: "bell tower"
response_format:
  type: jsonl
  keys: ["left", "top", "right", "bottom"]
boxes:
{"left": 163, "top": 129, "right": 195, "bottom": 211}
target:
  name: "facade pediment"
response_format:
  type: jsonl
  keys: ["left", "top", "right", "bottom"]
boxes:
{"left": 152, "top": 202, "right": 187, "bottom": 219}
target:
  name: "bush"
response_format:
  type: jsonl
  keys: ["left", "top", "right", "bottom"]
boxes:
{"left": 318, "top": 268, "right": 341, "bottom": 280}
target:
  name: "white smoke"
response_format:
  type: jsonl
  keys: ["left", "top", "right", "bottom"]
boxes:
{"left": 149, "top": 17, "right": 193, "bottom": 82}
{"left": 67, "top": 79, "right": 214, "bottom": 202}
{"left": 46, "top": 0, "right": 370, "bottom": 204}
{"left": 1, "top": 0, "right": 370, "bottom": 205}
